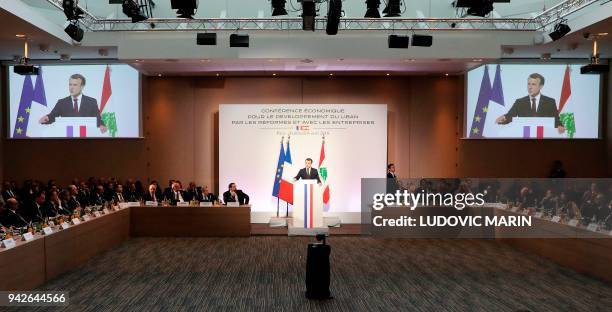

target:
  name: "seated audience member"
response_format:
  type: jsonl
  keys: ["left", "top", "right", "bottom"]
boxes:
{"left": 185, "top": 182, "right": 201, "bottom": 202}
{"left": 163, "top": 180, "right": 175, "bottom": 201}
{"left": 539, "top": 189, "right": 557, "bottom": 214}
{"left": 201, "top": 186, "right": 218, "bottom": 202}
{"left": 78, "top": 181, "right": 91, "bottom": 207}
{"left": 44, "top": 190, "right": 70, "bottom": 217}
{"left": 22, "top": 191, "right": 46, "bottom": 223}
{"left": 66, "top": 185, "right": 82, "bottom": 212}
{"left": 593, "top": 193, "right": 608, "bottom": 222}
{"left": 168, "top": 182, "right": 186, "bottom": 205}
{"left": 143, "top": 183, "right": 160, "bottom": 203}
{"left": 0, "top": 198, "right": 28, "bottom": 228}
{"left": 223, "top": 183, "right": 249, "bottom": 205}
{"left": 2, "top": 181, "right": 18, "bottom": 202}
{"left": 582, "top": 183, "right": 599, "bottom": 205}
{"left": 151, "top": 180, "right": 163, "bottom": 200}
{"left": 125, "top": 183, "right": 142, "bottom": 202}
{"left": 114, "top": 184, "right": 127, "bottom": 203}
{"left": 90, "top": 185, "right": 108, "bottom": 205}
{"left": 517, "top": 187, "right": 536, "bottom": 209}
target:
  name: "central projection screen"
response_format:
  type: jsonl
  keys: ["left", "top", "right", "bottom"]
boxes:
{"left": 219, "top": 104, "right": 387, "bottom": 219}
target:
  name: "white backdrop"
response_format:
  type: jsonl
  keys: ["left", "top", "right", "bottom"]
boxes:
{"left": 8, "top": 64, "right": 140, "bottom": 138}
{"left": 219, "top": 104, "right": 387, "bottom": 222}
{"left": 466, "top": 64, "right": 600, "bottom": 139}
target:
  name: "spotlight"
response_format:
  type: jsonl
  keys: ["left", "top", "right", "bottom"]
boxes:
{"left": 171, "top": 0, "right": 198, "bottom": 19}
{"left": 230, "top": 34, "right": 249, "bottom": 48}
{"left": 272, "top": 0, "right": 288, "bottom": 16}
{"left": 63, "top": 0, "right": 84, "bottom": 20}
{"left": 388, "top": 35, "right": 409, "bottom": 49}
{"left": 197, "top": 33, "right": 217, "bottom": 45}
{"left": 365, "top": 0, "right": 380, "bottom": 18}
{"left": 122, "top": 0, "right": 148, "bottom": 23}
{"left": 301, "top": 0, "right": 316, "bottom": 31}
{"left": 64, "top": 21, "right": 84, "bottom": 42}
{"left": 326, "top": 0, "right": 342, "bottom": 35}
{"left": 455, "top": 0, "right": 494, "bottom": 17}
{"left": 549, "top": 23, "right": 571, "bottom": 41}
{"left": 383, "top": 0, "right": 401, "bottom": 17}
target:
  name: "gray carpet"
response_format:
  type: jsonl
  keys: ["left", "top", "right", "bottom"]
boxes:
{"left": 9, "top": 237, "right": 612, "bottom": 312}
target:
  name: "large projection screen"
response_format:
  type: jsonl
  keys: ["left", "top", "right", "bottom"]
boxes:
{"left": 465, "top": 64, "right": 600, "bottom": 139}
{"left": 219, "top": 104, "right": 387, "bottom": 222}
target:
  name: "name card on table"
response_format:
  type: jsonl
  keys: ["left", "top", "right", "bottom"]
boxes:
{"left": 103, "top": 208, "right": 111, "bottom": 214}
{"left": 128, "top": 202, "right": 140, "bottom": 207}
{"left": 177, "top": 202, "right": 189, "bottom": 207}
{"left": 534, "top": 212, "right": 544, "bottom": 219}
{"left": 586, "top": 223, "right": 599, "bottom": 232}
{"left": 227, "top": 202, "right": 240, "bottom": 207}
{"left": 2, "top": 238, "right": 16, "bottom": 249}
{"left": 94, "top": 211, "right": 102, "bottom": 217}
{"left": 42, "top": 226, "right": 53, "bottom": 235}
{"left": 119, "top": 203, "right": 130, "bottom": 209}
{"left": 48, "top": 221, "right": 55, "bottom": 226}
{"left": 22, "top": 232, "right": 34, "bottom": 241}
{"left": 551, "top": 216, "right": 561, "bottom": 223}
{"left": 568, "top": 219, "right": 579, "bottom": 227}
{"left": 82, "top": 215, "right": 92, "bottom": 221}
{"left": 145, "top": 201, "right": 158, "bottom": 206}
{"left": 510, "top": 206, "right": 519, "bottom": 213}
{"left": 200, "top": 201, "right": 213, "bottom": 207}
{"left": 61, "top": 222, "right": 71, "bottom": 229}
{"left": 72, "top": 218, "right": 81, "bottom": 225}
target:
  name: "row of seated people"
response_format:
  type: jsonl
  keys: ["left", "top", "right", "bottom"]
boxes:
{"left": 388, "top": 178, "right": 612, "bottom": 228}
{"left": 0, "top": 178, "right": 250, "bottom": 229}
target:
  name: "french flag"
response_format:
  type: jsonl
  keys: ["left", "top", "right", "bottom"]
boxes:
{"left": 66, "top": 125, "right": 87, "bottom": 138}
{"left": 303, "top": 183, "right": 314, "bottom": 228}
{"left": 523, "top": 125, "right": 544, "bottom": 139}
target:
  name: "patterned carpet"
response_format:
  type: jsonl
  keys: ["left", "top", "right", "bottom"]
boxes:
{"left": 10, "top": 237, "right": 612, "bottom": 312}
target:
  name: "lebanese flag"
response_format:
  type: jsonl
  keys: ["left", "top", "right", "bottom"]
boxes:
{"left": 318, "top": 139, "right": 330, "bottom": 205}
{"left": 100, "top": 65, "right": 112, "bottom": 112}
{"left": 558, "top": 65, "right": 571, "bottom": 112}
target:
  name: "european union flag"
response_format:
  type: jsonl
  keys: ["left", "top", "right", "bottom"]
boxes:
{"left": 13, "top": 68, "right": 47, "bottom": 138}
{"left": 272, "top": 139, "right": 286, "bottom": 197}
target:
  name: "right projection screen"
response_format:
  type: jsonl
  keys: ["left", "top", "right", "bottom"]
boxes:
{"left": 465, "top": 64, "right": 600, "bottom": 139}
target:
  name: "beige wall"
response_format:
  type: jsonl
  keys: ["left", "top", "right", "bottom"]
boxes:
{"left": 1, "top": 74, "right": 609, "bottom": 193}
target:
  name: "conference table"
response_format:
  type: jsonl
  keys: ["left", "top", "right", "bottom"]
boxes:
{"left": 0, "top": 203, "right": 250, "bottom": 291}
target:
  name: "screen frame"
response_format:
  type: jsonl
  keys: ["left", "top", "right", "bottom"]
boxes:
{"left": 462, "top": 60, "right": 603, "bottom": 140}
{"left": 5, "top": 62, "right": 144, "bottom": 140}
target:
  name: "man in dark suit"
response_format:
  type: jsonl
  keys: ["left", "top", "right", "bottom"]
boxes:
{"left": 386, "top": 163, "right": 401, "bottom": 193}
{"left": 495, "top": 73, "right": 565, "bottom": 134}
{"left": 22, "top": 191, "right": 46, "bottom": 223}
{"left": 223, "top": 183, "right": 249, "bottom": 205}
{"left": 0, "top": 198, "right": 28, "bottom": 227}
{"left": 38, "top": 73, "right": 108, "bottom": 133}
{"left": 168, "top": 182, "right": 187, "bottom": 205}
{"left": 201, "top": 185, "right": 218, "bottom": 202}
{"left": 2, "top": 181, "right": 18, "bottom": 202}
{"left": 143, "top": 183, "right": 160, "bottom": 203}
{"left": 293, "top": 158, "right": 322, "bottom": 184}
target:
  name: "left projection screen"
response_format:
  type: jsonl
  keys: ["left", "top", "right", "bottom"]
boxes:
{"left": 7, "top": 64, "right": 141, "bottom": 138}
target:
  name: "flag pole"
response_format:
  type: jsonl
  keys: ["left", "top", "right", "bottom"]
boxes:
{"left": 276, "top": 136, "right": 283, "bottom": 217}
{"left": 285, "top": 135, "right": 290, "bottom": 218}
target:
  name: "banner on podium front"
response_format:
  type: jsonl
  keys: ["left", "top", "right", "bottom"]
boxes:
{"left": 42, "top": 117, "right": 107, "bottom": 138}
{"left": 497, "top": 117, "right": 563, "bottom": 139}
{"left": 293, "top": 179, "right": 324, "bottom": 229}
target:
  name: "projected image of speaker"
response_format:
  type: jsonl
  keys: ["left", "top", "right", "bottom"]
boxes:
{"left": 412, "top": 34, "right": 433, "bottom": 47}
{"left": 230, "top": 34, "right": 249, "bottom": 47}
{"left": 388, "top": 35, "right": 409, "bottom": 49}
{"left": 197, "top": 33, "right": 217, "bottom": 45}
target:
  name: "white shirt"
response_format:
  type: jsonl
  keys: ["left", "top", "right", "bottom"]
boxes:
{"left": 72, "top": 93, "right": 83, "bottom": 112}
{"left": 175, "top": 191, "right": 184, "bottom": 202}
{"left": 530, "top": 93, "right": 541, "bottom": 112}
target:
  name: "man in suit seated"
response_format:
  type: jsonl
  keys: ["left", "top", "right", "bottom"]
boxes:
{"left": 0, "top": 198, "right": 28, "bottom": 228}
{"left": 113, "top": 184, "right": 127, "bottom": 203}
{"left": 223, "top": 183, "right": 249, "bottom": 205}
{"left": 143, "top": 183, "right": 160, "bottom": 203}
{"left": 66, "top": 185, "right": 82, "bottom": 212}
{"left": 184, "top": 182, "right": 202, "bottom": 202}
{"left": 167, "top": 182, "right": 187, "bottom": 205}
{"left": 201, "top": 185, "right": 218, "bottom": 202}
{"left": 2, "top": 181, "right": 18, "bottom": 202}
{"left": 293, "top": 158, "right": 322, "bottom": 185}
{"left": 38, "top": 73, "right": 108, "bottom": 134}
{"left": 43, "top": 190, "right": 70, "bottom": 217}
{"left": 22, "top": 191, "right": 46, "bottom": 223}
{"left": 162, "top": 180, "right": 175, "bottom": 201}
{"left": 495, "top": 73, "right": 565, "bottom": 134}
{"left": 90, "top": 185, "right": 107, "bottom": 205}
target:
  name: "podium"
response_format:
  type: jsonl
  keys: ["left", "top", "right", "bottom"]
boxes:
{"left": 497, "top": 117, "right": 564, "bottom": 139}
{"left": 42, "top": 117, "right": 107, "bottom": 138}
{"left": 288, "top": 179, "right": 328, "bottom": 236}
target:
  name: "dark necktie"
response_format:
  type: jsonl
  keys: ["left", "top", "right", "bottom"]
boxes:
{"left": 73, "top": 98, "right": 78, "bottom": 113}
{"left": 531, "top": 97, "right": 536, "bottom": 116}
{"left": 307, "top": 168, "right": 310, "bottom": 177}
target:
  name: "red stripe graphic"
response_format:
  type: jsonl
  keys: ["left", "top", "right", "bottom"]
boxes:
{"left": 309, "top": 184, "right": 313, "bottom": 228}
{"left": 536, "top": 126, "right": 544, "bottom": 139}
{"left": 79, "top": 125, "right": 87, "bottom": 137}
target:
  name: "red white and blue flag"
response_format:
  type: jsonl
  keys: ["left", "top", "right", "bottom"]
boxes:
{"left": 302, "top": 183, "right": 315, "bottom": 228}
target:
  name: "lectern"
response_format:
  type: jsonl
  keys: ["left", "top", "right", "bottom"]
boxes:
{"left": 43, "top": 117, "right": 107, "bottom": 138}
{"left": 289, "top": 179, "right": 328, "bottom": 236}
{"left": 498, "top": 117, "right": 564, "bottom": 139}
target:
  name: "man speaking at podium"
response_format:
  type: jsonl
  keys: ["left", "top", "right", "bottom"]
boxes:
{"left": 38, "top": 73, "right": 108, "bottom": 134}
{"left": 294, "top": 158, "right": 322, "bottom": 186}
{"left": 495, "top": 73, "right": 565, "bottom": 134}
